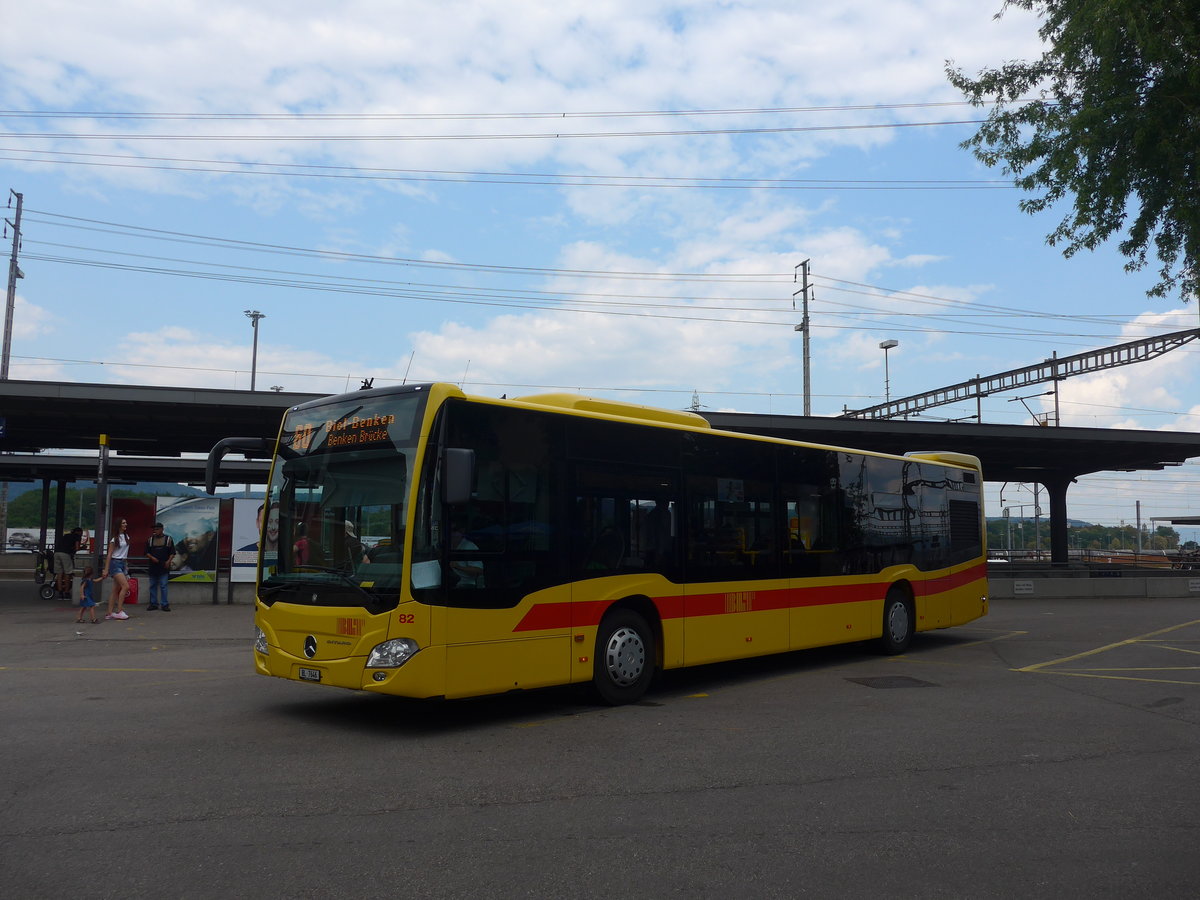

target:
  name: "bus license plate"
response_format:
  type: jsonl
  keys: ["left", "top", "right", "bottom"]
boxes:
{"left": 298, "top": 667, "right": 322, "bottom": 682}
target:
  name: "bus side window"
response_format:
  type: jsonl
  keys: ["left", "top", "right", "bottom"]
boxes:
{"left": 570, "top": 467, "right": 681, "bottom": 579}
{"left": 436, "top": 399, "right": 566, "bottom": 608}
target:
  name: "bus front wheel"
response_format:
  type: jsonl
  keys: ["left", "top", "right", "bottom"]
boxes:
{"left": 593, "top": 609, "right": 656, "bottom": 705}
{"left": 879, "top": 589, "right": 913, "bottom": 654}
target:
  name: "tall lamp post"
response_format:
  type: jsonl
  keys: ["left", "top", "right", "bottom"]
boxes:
{"left": 244, "top": 309, "right": 265, "bottom": 391}
{"left": 879, "top": 339, "right": 898, "bottom": 403}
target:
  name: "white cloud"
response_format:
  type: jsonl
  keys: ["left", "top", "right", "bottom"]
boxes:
{"left": 2, "top": 0, "right": 1047, "bottom": 201}
{"left": 12, "top": 295, "right": 56, "bottom": 340}
{"left": 84, "top": 327, "right": 375, "bottom": 393}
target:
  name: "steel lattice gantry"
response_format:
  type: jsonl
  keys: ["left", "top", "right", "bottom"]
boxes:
{"left": 841, "top": 328, "right": 1200, "bottom": 421}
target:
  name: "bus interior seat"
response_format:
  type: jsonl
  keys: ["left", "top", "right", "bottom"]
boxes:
{"left": 585, "top": 526, "right": 625, "bottom": 572}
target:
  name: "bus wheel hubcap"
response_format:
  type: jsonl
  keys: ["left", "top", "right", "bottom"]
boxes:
{"left": 888, "top": 602, "right": 908, "bottom": 642}
{"left": 604, "top": 626, "right": 645, "bottom": 687}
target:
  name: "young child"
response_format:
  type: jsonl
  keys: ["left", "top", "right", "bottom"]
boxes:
{"left": 75, "top": 566, "right": 101, "bottom": 625}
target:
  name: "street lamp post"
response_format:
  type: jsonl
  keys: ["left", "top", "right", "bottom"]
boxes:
{"left": 244, "top": 310, "right": 265, "bottom": 391}
{"left": 879, "top": 339, "right": 899, "bottom": 403}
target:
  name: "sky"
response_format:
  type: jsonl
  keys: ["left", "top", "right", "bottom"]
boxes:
{"left": 2, "top": 0, "right": 1199, "bottom": 541}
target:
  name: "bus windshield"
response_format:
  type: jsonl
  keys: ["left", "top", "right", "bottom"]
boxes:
{"left": 259, "top": 388, "right": 427, "bottom": 612}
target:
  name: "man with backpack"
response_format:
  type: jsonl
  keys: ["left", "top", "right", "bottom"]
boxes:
{"left": 144, "top": 522, "right": 177, "bottom": 611}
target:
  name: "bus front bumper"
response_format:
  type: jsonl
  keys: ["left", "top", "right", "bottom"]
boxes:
{"left": 254, "top": 636, "right": 446, "bottom": 698}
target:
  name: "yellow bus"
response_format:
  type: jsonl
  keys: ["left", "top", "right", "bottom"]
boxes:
{"left": 208, "top": 382, "right": 988, "bottom": 704}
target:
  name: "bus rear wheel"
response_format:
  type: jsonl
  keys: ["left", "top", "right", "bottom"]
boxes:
{"left": 879, "top": 588, "right": 913, "bottom": 654}
{"left": 593, "top": 609, "right": 655, "bottom": 705}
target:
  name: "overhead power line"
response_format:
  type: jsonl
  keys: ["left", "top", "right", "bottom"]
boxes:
{"left": 22, "top": 208, "right": 785, "bottom": 281}
{"left": 19, "top": 208, "right": 1189, "bottom": 347}
{"left": 0, "top": 147, "right": 1014, "bottom": 191}
{"left": 17, "top": 246, "right": 1163, "bottom": 346}
{"left": 24, "top": 236, "right": 1129, "bottom": 329}
{"left": 1, "top": 118, "right": 987, "bottom": 143}
{"left": 6, "top": 351, "right": 872, "bottom": 401}
{"left": 0, "top": 101, "right": 994, "bottom": 122}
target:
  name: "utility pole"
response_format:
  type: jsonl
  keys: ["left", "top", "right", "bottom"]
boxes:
{"left": 2, "top": 189, "right": 23, "bottom": 380}
{"left": 244, "top": 309, "right": 265, "bottom": 391}
{"left": 793, "top": 259, "right": 811, "bottom": 416}
{"left": 0, "top": 190, "right": 23, "bottom": 552}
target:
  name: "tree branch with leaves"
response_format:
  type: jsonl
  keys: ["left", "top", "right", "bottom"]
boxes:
{"left": 947, "top": 0, "right": 1200, "bottom": 300}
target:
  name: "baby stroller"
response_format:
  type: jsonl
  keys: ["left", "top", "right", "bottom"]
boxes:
{"left": 35, "top": 548, "right": 66, "bottom": 601}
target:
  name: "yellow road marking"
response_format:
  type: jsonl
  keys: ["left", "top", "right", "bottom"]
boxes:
{"left": 1058, "top": 666, "right": 1200, "bottom": 673}
{"left": 953, "top": 630, "right": 1026, "bottom": 648}
{"left": 1016, "top": 618, "right": 1200, "bottom": 673}
{"left": 1019, "top": 671, "right": 1200, "bottom": 687}
{"left": 1156, "top": 644, "right": 1200, "bottom": 656}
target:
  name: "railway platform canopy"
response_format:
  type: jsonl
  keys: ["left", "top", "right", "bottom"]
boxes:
{"left": 2, "top": 379, "right": 1199, "bottom": 565}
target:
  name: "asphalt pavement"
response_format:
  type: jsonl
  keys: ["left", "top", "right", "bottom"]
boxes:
{"left": 3, "top": 582, "right": 1199, "bottom": 899}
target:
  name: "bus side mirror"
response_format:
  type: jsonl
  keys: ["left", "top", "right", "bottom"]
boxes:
{"left": 205, "top": 437, "right": 272, "bottom": 495}
{"left": 442, "top": 448, "right": 475, "bottom": 505}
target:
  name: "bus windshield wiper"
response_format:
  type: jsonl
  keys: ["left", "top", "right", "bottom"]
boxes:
{"left": 258, "top": 576, "right": 295, "bottom": 598}
{"left": 290, "top": 565, "right": 378, "bottom": 601}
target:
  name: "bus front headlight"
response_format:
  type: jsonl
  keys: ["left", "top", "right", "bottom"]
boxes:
{"left": 253, "top": 625, "right": 268, "bottom": 655}
{"left": 367, "top": 638, "right": 420, "bottom": 668}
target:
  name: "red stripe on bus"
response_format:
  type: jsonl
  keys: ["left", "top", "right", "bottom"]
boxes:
{"left": 512, "top": 563, "right": 987, "bottom": 633}
{"left": 913, "top": 562, "right": 987, "bottom": 596}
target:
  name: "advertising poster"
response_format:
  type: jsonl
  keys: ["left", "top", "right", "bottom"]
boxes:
{"left": 111, "top": 498, "right": 155, "bottom": 558}
{"left": 156, "top": 496, "right": 220, "bottom": 583}
{"left": 231, "top": 498, "right": 278, "bottom": 583}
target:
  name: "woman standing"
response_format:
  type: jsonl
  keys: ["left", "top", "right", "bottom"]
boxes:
{"left": 103, "top": 517, "right": 132, "bottom": 620}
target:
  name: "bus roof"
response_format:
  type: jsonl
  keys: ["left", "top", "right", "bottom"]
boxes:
{"left": 316, "top": 383, "right": 982, "bottom": 473}
{"left": 513, "top": 392, "right": 711, "bottom": 430}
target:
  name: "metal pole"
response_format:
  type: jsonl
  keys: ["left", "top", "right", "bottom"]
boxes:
{"left": 801, "top": 260, "right": 811, "bottom": 416}
{"left": 244, "top": 310, "right": 264, "bottom": 391}
{"left": 879, "top": 340, "right": 898, "bottom": 403}
{"left": 1052, "top": 351, "right": 1061, "bottom": 425}
{"left": 1034, "top": 483, "right": 1041, "bottom": 557}
{"left": 93, "top": 434, "right": 109, "bottom": 572}
{"left": 2, "top": 190, "right": 24, "bottom": 381}
{"left": 794, "top": 260, "right": 811, "bottom": 416}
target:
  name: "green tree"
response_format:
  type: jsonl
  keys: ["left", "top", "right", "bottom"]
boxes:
{"left": 947, "top": 1, "right": 1200, "bottom": 300}
{"left": 5, "top": 488, "right": 182, "bottom": 531}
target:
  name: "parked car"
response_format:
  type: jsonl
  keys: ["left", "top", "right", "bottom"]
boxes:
{"left": 6, "top": 531, "right": 37, "bottom": 550}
